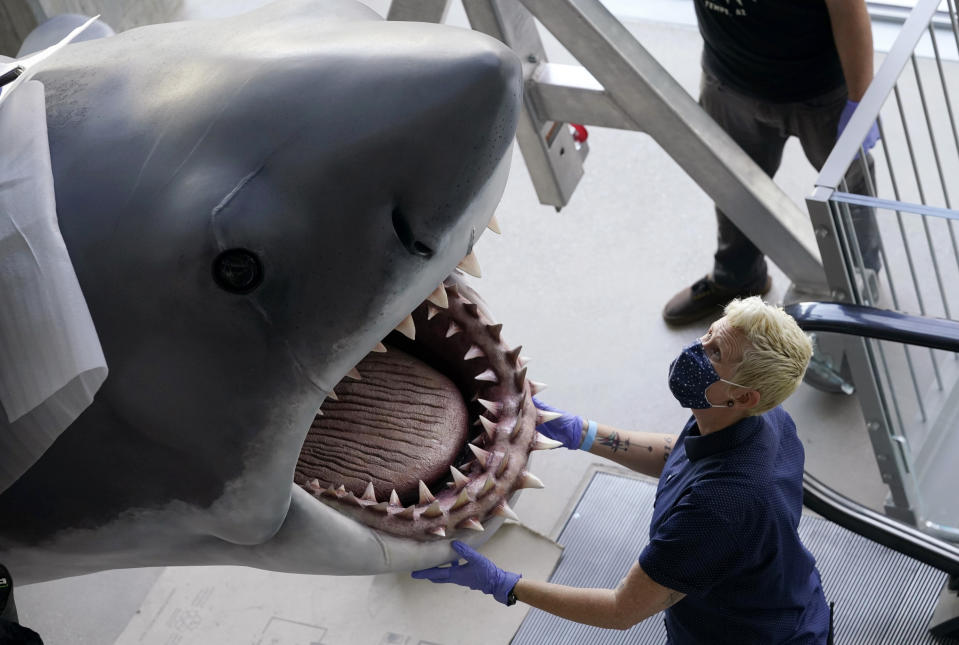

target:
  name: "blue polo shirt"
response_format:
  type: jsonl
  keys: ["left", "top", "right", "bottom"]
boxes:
{"left": 638, "top": 407, "right": 830, "bottom": 644}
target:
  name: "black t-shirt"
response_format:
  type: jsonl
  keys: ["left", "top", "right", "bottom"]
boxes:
{"left": 694, "top": 0, "right": 846, "bottom": 102}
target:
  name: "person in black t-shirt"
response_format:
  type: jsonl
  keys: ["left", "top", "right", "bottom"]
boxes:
{"left": 663, "top": 0, "right": 880, "bottom": 326}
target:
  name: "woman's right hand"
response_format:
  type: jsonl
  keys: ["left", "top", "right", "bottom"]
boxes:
{"left": 532, "top": 397, "right": 585, "bottom": 450}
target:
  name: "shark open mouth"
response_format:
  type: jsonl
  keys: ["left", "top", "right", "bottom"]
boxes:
{"left": 293, "top": 275, "right": 558, "bottom": 541}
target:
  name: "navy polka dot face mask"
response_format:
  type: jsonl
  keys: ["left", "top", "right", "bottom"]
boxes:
{"left": 668, "top": 340, "right": 746, "bottom": 410}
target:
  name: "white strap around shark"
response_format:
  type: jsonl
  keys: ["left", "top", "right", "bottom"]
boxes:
{"left": 0, "top": 75, "right": 108, "bottom": 494}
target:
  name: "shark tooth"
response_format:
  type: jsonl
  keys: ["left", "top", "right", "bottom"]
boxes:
{"left": 418, "top": 480, "right": 435, "bottom": 504}
{"left": 518, "top": 471, "right": 545, "bottom": 489}
{"left": 451, "top": 488, "right": 472, "bottom": 510}
{"left": 464, "top": 345, "right": 485, "bottom": 361}
{"left": 463, "top": 302, "right": 480, "bottom": 318}
{"left": 315, "top": 408, "right": 324, "bottom": 416}
{"left": 459, "top": 517, "right": 485, "bottom": 532}
{"left": 468, "top": 444, "right": 491, "bottom": 468}
{"left": 478, "top": 415, "right": 497, "bottom": 438}
{"left": 536, "top": 409, "right": 562, "bottom": 424}
{"left": 493, "top": 501, "right": 520, "bottom": 522}
{"left": 477, "top": 399, "right": 501, "bottom": 415}
{"left": 335, "top": 484, "right": 347, "bottom": 496}
{"left": 514, "top": 366, "right": 528, "bottom": 391}
{"left": 347, "top": 367, "right": 362, "bottom": 380}
{"left": 529, "top": 380, "right": 547, "bottom": 395}
{"left": 446, "top": 321, "right": 462, "bottom": 338}
{"left": 327, "top": 390, "right": 339, "bottom": 401}
{"left": 396, "top": 314, "right": 416, "bottom": 340}
{"left": 450, "top": 465, "right": 470, "bottom": 489}
{"left": 390, "top": 489, "right": 401, "bottom": 506}
{"left": 477, "top": 475, "right": 495, "bottom": 497}
{"left": 457, "top": 251, "right": 482, "bottom": 278}
{"left": 475, "top": 369, "right": 498, "bottom": 383}
{"left": 495, "top": 451, "right": 510, "bottom": 477}
{"left": 506, "top": 345, "right": 523, "bottom": 365}
{"left": 370, "top": 501, "right": 390, "bottom": 512}
{"left": 362, "top": 482, "right": 377, "bottom": 502}
{"left": 343, "top": 492, "right": 364, "bottom": 507}
{"left": 307, "top": 478, "right": 322, "bottom": 491}
{"left": 445, "top": 283, "right": 459, "bottom": 298}
{"left": 427, "top": 284, "right": 449, "bottom": 308}
{"left": 422, "top": 500, "right": 443, "bottom": 518}
{"left": 487, "top": 214, "right": 501, "bottom": 234}
{"left": 519, "top": 356, "right": 531, "bottom": 367}
{"left": 428, "top": 526, "right": 447, "bottom": 538}
{"left": 372, "top": 342, "right": 387, "bottom": 353}
{"left": 486, "top": 323, "right": 503, "bottom": 341}
{"left": 322, "top": 484, "right": 338, "bottom": 497}
{"left": 395, "top": 505, "right": 416, "bottom": 520}
{"left": 427, "top": 303, "right": 442, "bottom": 320}
{"left": 533, "top": 433, "right": 563, "bottom": 450}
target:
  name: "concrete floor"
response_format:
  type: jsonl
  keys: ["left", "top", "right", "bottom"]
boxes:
{"left": 13, "top": 2, "right": 904, "bottom": 643}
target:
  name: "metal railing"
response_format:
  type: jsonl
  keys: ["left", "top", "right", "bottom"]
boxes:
{"left": 808, "top": 0, "right": 959, "bottom": 536}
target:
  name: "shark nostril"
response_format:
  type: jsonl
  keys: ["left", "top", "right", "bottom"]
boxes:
{"left": 392, "top": 208, "right": 434, "bottom": 258}
{"left": 412, "top": 241, "right": 433, "bottom": 256}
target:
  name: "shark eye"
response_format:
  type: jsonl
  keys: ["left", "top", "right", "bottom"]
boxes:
{"left": 213, "top": 248, "right": 263, "bottom": 294}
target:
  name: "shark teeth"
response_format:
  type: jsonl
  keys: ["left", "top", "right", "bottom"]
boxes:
{"left": 478, "top": 415, "right": 497, "bottom": 437}
{"left": 529, "top": 380, "right": 547, "bottom": 395}
{"left": 457, "top": 251, "right": 482, "bottom": 278}
{"left": 427, "top": 284, "right": 449, "bottom": 308}
{"left": 468, "top": 444, "right": 490, "bottom": 468}
{"left": 477, "top": 399, "right": 501, "bottom": 415}
{"left": 451, "top": 488, "right": 472, "bottom": 510}
{"left": 422, "top": 500, "right": 444, "bottom": 518}
{"left": 536, "top": 409, "right": 562, "bottom": 424}
{"left": 446, "top": 321, "right": 462, "bottom": 338}
{"left": 486, "top": 214, "right": 501, "bottom": 234}
{"left": 518, "top": 471, "right": 545, "bottom": 489}
{"left": 493, "top": 501, "right": 519, "bottom": 522}
{"left": 301, "top": 275, "right": 553, "bottom": 541}
{"left": 459, "top": 517, "right": 485, "bottom": 532}
{"left": 464, "top": 345, "right": 485, "bottom": 360}
{"left": 450, "top": 466, "right": 470, "bottom": 490}
{"left": 395, "top": 314, "right": 416, "bottom": 340}
{"left": 533, "top": 433, "right": 563, "bottom": 450}
{"left": 418, "top": 480, "right": 435, "bottom": 505}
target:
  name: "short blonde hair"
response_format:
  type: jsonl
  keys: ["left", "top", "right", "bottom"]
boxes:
{"left": 723, "top": 297, "right": 812, "bottom": 415}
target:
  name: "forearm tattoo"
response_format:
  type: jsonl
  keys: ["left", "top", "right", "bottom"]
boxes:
{"left": 663, "top": 436, "right": 673, "bottom": 462}
{"left": 599, "top": 432, "right": 630, "bottom": 453}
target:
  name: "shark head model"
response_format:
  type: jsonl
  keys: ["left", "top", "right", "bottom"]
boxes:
{"left": 0, "top": 0, "right": 557, "bottom": 584}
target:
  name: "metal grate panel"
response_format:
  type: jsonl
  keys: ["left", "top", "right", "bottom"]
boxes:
{"left": 512, "top": 472, "right": 959, "bottom": 644}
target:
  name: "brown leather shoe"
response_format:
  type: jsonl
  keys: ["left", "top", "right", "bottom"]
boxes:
{"left": 662, "top": 274, "right": 772, "bottom": 326}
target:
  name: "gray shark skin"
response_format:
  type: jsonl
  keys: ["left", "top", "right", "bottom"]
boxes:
{"left": 0, "top": 0, "right": 524, "bottom": 584}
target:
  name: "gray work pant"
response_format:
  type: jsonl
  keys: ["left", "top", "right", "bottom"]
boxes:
{"left": 699, "top": 69, "right": 880, "bottom": 287}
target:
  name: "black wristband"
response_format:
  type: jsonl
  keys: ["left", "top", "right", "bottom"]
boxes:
{"left": 506, "top": 584, "right": 518, "bottom": 606}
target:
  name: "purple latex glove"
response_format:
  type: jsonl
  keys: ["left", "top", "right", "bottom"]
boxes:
{"left": 838, "top": 99, "right": 880, "bottom": 153}
{"left": 411, "top": 541, "right": 521, "bottom": 605}
{"left": 532, "top": 396, "right": 585, "bottom": 450}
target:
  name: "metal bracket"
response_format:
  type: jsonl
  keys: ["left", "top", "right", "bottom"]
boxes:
{"left": 386, "top": 0, "right": 828, "bottom": 289}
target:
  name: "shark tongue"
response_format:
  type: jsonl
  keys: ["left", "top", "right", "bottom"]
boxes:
{"left": 295, "top": 347, "right": 469, "bottom": 506}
